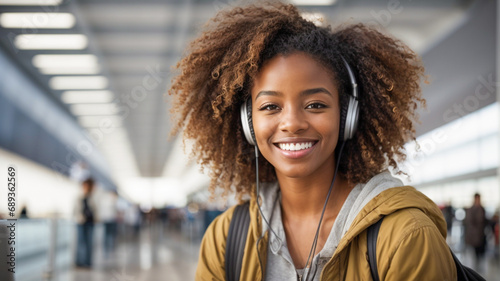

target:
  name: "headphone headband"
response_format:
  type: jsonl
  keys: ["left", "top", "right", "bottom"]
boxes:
{"left": 340, "top": 56, "right": 358, "bottom": 100}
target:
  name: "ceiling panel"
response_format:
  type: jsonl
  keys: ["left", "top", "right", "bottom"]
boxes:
{"left": 80, "top": 4, "right": 177, "bottom": 27}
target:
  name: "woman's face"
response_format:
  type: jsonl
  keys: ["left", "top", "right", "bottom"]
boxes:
{"left": 251, "top": 52, "right": 340, "bottom": 180}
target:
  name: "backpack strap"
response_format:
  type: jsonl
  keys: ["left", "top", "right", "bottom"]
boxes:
{"left": 367, "top": 216, "right": 485, "bottom": 281}
{"left": 367, "top": 216, "right": 384, "bottom": 281}
{"left": 225, "top": 202, "right": 250, "bottom": 281}
{"left": 450, "top": 249, "right": 486, "bottom": 281}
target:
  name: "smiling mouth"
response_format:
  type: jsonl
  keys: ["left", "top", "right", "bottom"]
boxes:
{"left": 276, "top": 142, "right": 316, "bottom": 151}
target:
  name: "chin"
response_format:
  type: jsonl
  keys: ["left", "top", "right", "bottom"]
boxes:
{"left": 275, "top": 166, "right": 316, "bottom": 179}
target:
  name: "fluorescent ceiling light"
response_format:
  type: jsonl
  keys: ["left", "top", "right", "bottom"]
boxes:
{"left": 0, "top": 13, "right": 75, "bottom": 28}
{"left": 15, "top": 34, "right": 87, "bottom": 50}
{"left": 33, "top": 54, "right": 98, "bottom": 68}
{"left": 49, "top": 76, "right": 108, "bottom": 90}
{"left": 62, "top": 90, "right": 114, "bottom": 104}
{"left": 71, "top": 104, "right": 120, "bottom": 116}
{"left": 39, "top": 66, "right": 101, "bottom": 75}
{"left": 78, "top": 116, "right": 122, "bottom": 127}
{"left": 33, "top": 54, "right": 99, "bottom": 74}
{"left": 0, "top": 0, "right": 62, "bottom": 5}
{"left": 291, "top": 0, "right": 336, "bottom": 5}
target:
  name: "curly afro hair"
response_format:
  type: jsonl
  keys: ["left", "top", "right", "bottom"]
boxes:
{"left": 168, "top": 1, "right": 425, "bottom": 199}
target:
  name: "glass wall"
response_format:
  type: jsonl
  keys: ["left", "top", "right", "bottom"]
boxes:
{"left": 402, "top": 103, "right": 499, "bottom": 213}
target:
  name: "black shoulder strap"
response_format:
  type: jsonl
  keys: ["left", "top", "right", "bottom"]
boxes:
{"left": 367, "top": 215, "right": 485, "bottom": 281}
{"left": 225, "top": 202, "right": 250, "bottom": 281}
{"left": 451, "top": 249, "right": 486, "bottom": 281}
{"left": 367, "top": 216, "right": 384, "bottom": 281}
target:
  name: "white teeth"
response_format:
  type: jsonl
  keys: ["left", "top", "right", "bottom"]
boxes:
{"left": 278, "top": 142, "right": 314, "bottom": 151}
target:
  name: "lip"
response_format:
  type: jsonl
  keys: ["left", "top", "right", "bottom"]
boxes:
{"left": 273, "top": 139, "right": 318, "bottom": 159}
{"left": 273, "top": 137, "right": 318, "bottom": 144}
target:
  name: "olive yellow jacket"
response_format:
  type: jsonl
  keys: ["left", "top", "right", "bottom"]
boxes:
{"left": 196, "top": 186, "right": 457, "bottom": 280}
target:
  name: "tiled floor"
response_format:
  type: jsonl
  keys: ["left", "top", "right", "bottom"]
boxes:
{"left": 58, "top": 223, "right": 200, "bottom": 281}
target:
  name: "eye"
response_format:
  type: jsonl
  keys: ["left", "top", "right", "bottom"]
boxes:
{"left": 258, "top": 103, "right": 280, "bottom": 111}
{"left": 306, "top": 102, "right": 327, "bottom": 110}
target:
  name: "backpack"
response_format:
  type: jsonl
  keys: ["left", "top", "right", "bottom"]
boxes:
{"left": 226, "top": 204, "right": 486, "bottom": 281}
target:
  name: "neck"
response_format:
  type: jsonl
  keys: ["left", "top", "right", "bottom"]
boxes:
{"left": 277, "top": 169, "right": 352, "bottom": 221}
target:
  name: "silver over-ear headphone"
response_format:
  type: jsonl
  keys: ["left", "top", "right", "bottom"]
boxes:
{"left": 240, "top": 56, "right": 359, "bottom": 145}
{"left": 340, "top": 56, "right": 359, "bottom": 141}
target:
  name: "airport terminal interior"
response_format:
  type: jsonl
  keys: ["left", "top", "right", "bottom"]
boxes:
{"left": 0, "top": 0, "right": 498, "bottom": 280}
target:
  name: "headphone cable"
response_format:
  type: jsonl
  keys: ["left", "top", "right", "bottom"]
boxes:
{"left": 303, "top": 141, "right": 345, "bottom": 281}
{"left": 254, "top": 146, "right": 282, "bottom": 280}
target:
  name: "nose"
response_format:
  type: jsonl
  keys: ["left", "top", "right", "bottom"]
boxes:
{"left": 278, "top": 106, "right": 309, "bottom": 134}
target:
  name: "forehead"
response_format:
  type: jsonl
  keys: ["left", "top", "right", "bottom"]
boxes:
{"left": 252, "top": 52, "right": 337, "bottom": 92}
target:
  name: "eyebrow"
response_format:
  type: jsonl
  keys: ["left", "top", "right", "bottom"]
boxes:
{"left": 255, "top": 87, "right": 333, "bottom": 100}
{"left": 301, "top": 87, "right": 333, "bottom": 97}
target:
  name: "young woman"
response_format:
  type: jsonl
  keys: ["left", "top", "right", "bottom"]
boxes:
{"left": 169, "top": 2, "right": 456, "bottom": 280}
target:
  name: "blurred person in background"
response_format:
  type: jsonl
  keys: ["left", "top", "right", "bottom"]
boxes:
{"left": 19, "top": 205, "right": 29, "bottom": 219}
{"left": 100, "top": 190, "right": 119, "bottom": 258}
{"left": 169, "top": 2, "right": 457, "bottom": 280}
{"left": 74, "top": 177, "right": 98, "bottom": 268}
{"left": 465, "top": 193, "right": 487, "bottom": 269}
{"left": 441, "top": 201, "right": 455, "bottom": 243}
{"left": 125, "top": 204, "right": 141, "bottom": 237}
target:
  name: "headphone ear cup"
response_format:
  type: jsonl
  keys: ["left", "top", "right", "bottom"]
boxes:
{"left": 342, "top": 95, "right": 359, "bottom": 141}
{"left": 240, "top": 98, "right": 257, "bottom": 146}
{"left": 339, "top": 98, "right": 349, "bottom": 142}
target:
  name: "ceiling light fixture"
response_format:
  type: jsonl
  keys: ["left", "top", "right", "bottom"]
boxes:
{"left": 33, "top": 54, "right": 98, "bottom": 68}
{"left": 49, "top": 76, "right": 108, "bottom": 90}
{"left": 291, "top": 0, "right": 336, "bottom": 5}
{"left": 62, "top": 90, "right": 114, "bottom": 104}
{"left": 33, "top": 54, "right": 100, "bottom": 74}
{"left": 39, "top": 66, "right": 101, "bottom": 75}
{"left": 15, "top": 34, "right": 87, "bottom": 50}
{"left": 0, "top": 0, "right": 62, "bottom": 5}
{"left": 0, "top": 13, "right": 75, "bottom": 28}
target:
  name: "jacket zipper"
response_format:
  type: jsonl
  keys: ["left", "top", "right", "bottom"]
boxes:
{"left": 298, "top": 273, "right": 302, "bottom": 281}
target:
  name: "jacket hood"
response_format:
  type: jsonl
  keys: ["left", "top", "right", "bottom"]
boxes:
{"left": 336, "top": 185, "right": 447, "bottom": 253}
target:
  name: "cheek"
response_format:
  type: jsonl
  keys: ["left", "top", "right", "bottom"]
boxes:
{"left": 315, "top": 114, "right": 341, "bottom": 144}
{"left": 252, "top": 115, "right": 267, "bottom": 142}
{"left": 253, "top": 114, "right": 272, "bottom": 144}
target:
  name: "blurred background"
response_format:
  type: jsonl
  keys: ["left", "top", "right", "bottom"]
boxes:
{"left": 0, "top": 0, "right": 498, "bottom": 280}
